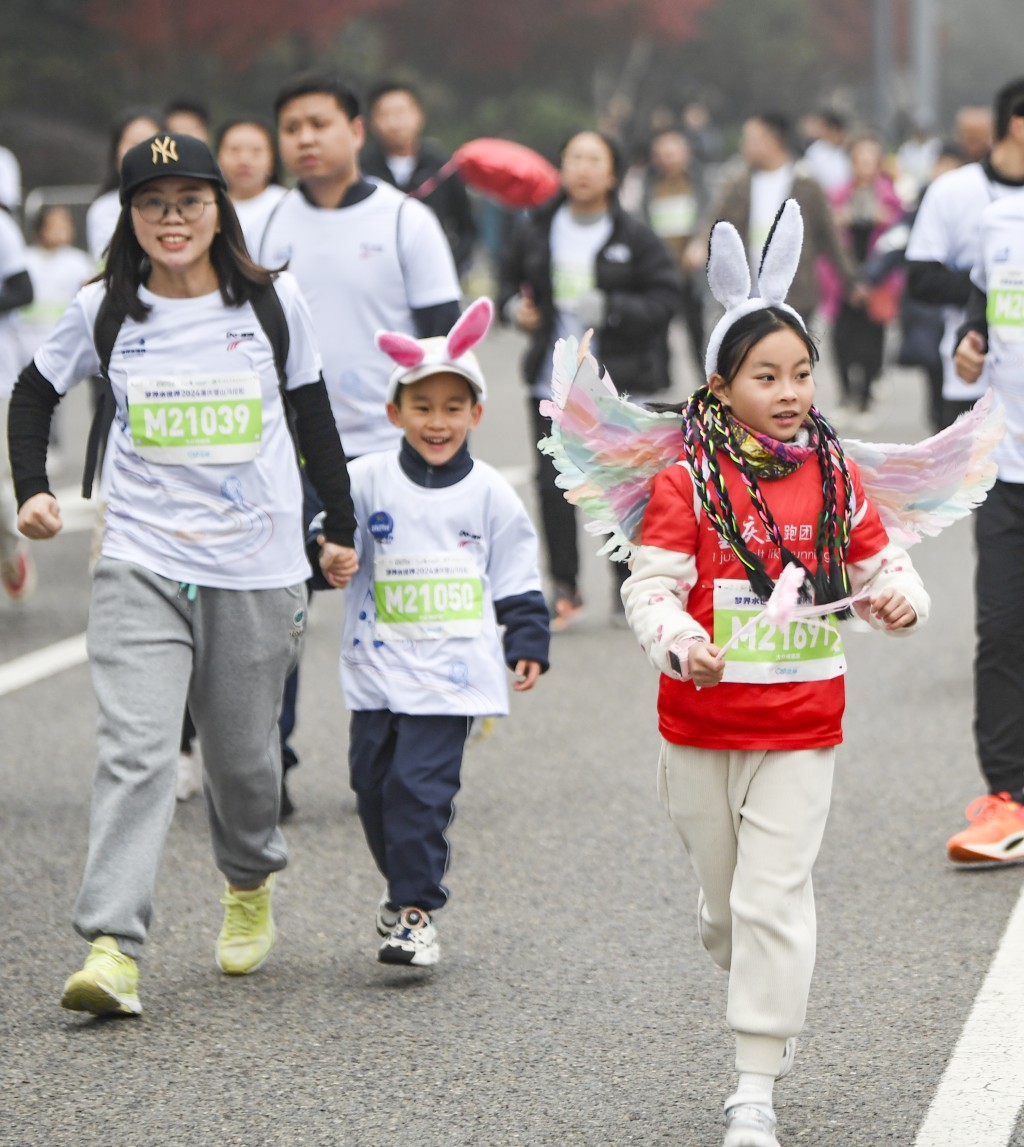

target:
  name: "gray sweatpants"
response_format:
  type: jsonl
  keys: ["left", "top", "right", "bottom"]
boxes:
{"left": 657, "top": 741, "right": 835, "bottom": 1076}
{"left": 73, "top": 558, "right": 307, "bottom": 957}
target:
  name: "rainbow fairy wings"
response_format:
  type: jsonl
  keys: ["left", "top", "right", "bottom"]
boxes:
{"left": 538, "top": 333, "right": 684, "bottom": 560}
{"left": 840, "top": 393, "right": 1003, "bottom": 547}
{"left": 538, "top": 335, "right": 1003, "bottom": 561}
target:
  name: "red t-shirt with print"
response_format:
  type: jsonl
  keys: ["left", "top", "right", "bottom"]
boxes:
{"left": 640, "top": 454, "right": 890, "bottom": 750}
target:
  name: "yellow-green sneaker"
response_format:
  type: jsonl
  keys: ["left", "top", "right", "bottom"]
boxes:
{"left": 61, "top": 935, "right": 142, "bottom": 1016}
{"left": 216, "top": 874, "right": 276, "bottom": 975}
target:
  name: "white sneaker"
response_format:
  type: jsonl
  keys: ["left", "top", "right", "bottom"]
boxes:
{"left": 377, "top": 907, "right": 440, "bottom": 967}
{"left": 723, "top": 1099, "right": 779, "bottom": 1147}
{"left": 176, "top": 748, "right": 202, "bottom": 802}
{"left": 777, "top": 1037, "right": 796, "bottom": 1080}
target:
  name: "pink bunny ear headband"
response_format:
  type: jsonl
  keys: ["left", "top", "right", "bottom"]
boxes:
{"left": 376, "top": 297, "right": 493, "bottom": 404}
{"left": 703, "top": 198, "right": 806, "bottom": 382}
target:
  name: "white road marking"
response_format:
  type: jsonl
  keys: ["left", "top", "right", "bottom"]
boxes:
{"left": 0, "top": 633, "right": 89, "bottom": 698}
{"left": 914, "top": 885, "right": 1024, "bottom": 1145}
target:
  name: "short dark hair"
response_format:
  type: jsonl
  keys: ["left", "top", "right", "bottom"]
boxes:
{"left": 367, "top": 81, "right": 421, "bottom": 112}
{"left": 164, "top": 98, "right": 210, "bottom": 127}
{"left": 749, "top": 112, "right": 792, "bottom": 151}
{"left": 215, "top": 118, "right": 282, "bottom": 187}
{"left": 994, "top": 76, "right": 1024, "bottom": 140}
{"left": 819, "top": 110, "right": 847, "bottom": 133}
{"left": 274, "top": 73, "right": 360, "bottom": 121}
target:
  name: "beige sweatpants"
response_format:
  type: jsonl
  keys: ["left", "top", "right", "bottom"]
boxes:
{"left": 658, "top": 740, "right": 835, "bottom": 1075}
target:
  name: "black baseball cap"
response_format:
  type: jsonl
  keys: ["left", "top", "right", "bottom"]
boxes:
{"left": 120, "top": 133, "right": 227, "bottom": 204}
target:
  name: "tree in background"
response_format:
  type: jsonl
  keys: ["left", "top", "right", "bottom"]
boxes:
{"left": 3, "top": 0, "right": 1022, "bottom": 193}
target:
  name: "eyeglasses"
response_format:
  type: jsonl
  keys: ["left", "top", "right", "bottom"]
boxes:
{"left": 132, "top": 194, "right": 216, "bottom": 224}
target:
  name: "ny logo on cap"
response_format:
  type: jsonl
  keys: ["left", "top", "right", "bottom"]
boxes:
{"left": 151, "top": 137, "right": 179, "bottom": 165}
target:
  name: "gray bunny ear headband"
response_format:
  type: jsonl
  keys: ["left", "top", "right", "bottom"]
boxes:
{"left": 703, "top": 198, "right": 806, "bottom": 382}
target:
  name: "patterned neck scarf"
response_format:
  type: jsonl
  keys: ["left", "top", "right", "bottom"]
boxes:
{"left": 728, "top": 414, "right": 819, "bottom": 480}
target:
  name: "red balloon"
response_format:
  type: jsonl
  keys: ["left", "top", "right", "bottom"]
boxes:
{"left": 452, "top": 138, "right": 560, "bottom": 208}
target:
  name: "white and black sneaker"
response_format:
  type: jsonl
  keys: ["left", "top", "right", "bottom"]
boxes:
{"left": 723, "top": 1099, "right": 780, "bottom": 1147}
{"left": 375, "top": 897, "right": 400, "bottom": 938}
{"left": 378, "top": 907, "right": 440, "bottom": 967}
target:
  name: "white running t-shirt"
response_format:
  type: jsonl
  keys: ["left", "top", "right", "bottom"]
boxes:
{"left": 257, "top": 181, "right": 461, "bottom": 456}
{"left": 340, "top": 450, "right": 543, "bottom": 716}
{"left": 231, "top": 184, "right": 288, "bottom": 259}
{"left": 34, "top": 272, "right": 322, "bottom": 589}
{"left": 971, "top": 194, "right": 1024, "bottom": 483}
{"left": 531, "top": 204, "right": 613, "bottom": 398}
{"left": 0, "top": 209, "right": 29, "bottom": 396}
{"left": 19, "top": 244, "right": 95, "bottom": 358}
{"left": 906, "top": 162, "right": 1024, "bottom": 400}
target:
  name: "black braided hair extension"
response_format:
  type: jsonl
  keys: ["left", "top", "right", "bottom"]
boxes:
{"left": 681, "top": 387, "right": 781, "bottom": 600}
{"left": 681, "top": 389, "right": 777, "bottom": 598}
{"left": 807, "top": 406, "right": 855, "bottom": 614}
{"left": 681, "top": 388, "right": 854, "bottom": 608}
{"left": 703, "top": 395, "right": 815, "bottom": 591}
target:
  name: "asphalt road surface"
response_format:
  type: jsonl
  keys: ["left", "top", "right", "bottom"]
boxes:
{"left": 3, "top": 322, "right": 1022, "bottom": 1147}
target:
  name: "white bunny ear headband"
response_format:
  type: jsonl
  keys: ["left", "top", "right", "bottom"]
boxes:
{"left": 703, "top": 198, "right": 806, "bottom": 382}
{"left": 376, "top": 297, "right": 493, "bottom": 404}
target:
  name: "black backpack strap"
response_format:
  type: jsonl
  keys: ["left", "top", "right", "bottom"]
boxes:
{"left": 82, "top": 281, "right": 292, "bottom": 498}
{"left": 81, "top": 291, "right": 126, "bottom": 499}
{"left": 249, "top": 280, "right": 290, "bottom": 393}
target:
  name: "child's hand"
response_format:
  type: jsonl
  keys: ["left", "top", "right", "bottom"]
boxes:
{"left": 17, "top": 492, "right": 62, "bottom": 539}
{"left": 870, "top": 588, "right": 917, "bottom": 630}
{"left": 317, "top": 537, "right": 358, "bottom": 588}
{"left": 954, "top": 330, "right": 986, "bottom": 383}
{"left": 515, "top": 295, "right": 542, "bottom": 333}
{"left": 512, "top": 659, "right": 542, "bottom": 692}
{"left": 689, "top": 641, "right": 725, "bottom": 688}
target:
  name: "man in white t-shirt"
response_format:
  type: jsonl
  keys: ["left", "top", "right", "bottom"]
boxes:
{"left": 256, "top": 73, "right": 462, "bottom": 805}
{"left": 361, "top": 81, "right": 477, "bottom": 276}
{"left": 942, "top": 118, "right": 1024, "bottom": 867}
{"left": 259, "top": 73, "right": 462, "bottom": 458}
{"left": 905, "top": 76, "right": 1024, "bottom": 428}
{"left": 686, "top": 113, "right": 856, "bottom": 322}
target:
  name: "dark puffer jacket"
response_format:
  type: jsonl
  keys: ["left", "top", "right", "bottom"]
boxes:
{"left": 498, "top": 194, "right": 681, "bottom": 394}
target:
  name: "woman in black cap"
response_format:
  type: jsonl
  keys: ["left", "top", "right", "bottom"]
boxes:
{"left": 7, "top": 133, "right": 358, "bottom": 1015}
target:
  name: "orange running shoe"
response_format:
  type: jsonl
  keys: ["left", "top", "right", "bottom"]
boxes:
{"left": 947, "top": 793, "right": 1024, "bottom": 866}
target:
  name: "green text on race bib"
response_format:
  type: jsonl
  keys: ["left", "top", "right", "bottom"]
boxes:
{"left": 376, "top": 577, "right": 483, "bottom": 626}
{"left": 130, "top": 398, "right": 262, "bottom": 449}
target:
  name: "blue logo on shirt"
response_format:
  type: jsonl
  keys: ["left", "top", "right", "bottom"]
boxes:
{"left": 368, "top": 511, "right": 394, "bottom": 543}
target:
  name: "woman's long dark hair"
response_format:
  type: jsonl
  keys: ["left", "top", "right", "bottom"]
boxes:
{"left": 100, "top": 181, "right": 282, "bottom": 321}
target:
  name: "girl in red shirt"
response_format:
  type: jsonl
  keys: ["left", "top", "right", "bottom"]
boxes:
{"left": 622, "top": 223, "right": 930, "bottom": 1147}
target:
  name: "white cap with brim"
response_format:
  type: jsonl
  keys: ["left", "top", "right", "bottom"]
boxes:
{"left": 376, "top": 297, "right": 493, "bottom": 407}
{"left": 385, "top": 340, "right": 487, "bottom": 404}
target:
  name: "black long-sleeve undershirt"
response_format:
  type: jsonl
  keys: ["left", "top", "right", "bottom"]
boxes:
{"left": 7, "top": 362, "right": 59, "bottom": 507}
{"left": 0, "top": 269, "right": 32, "bottom": 316}
{"left": 285, "top": 377, "right": 356, "bottom": 548}
{"left": 906, "top": 260, "right": 973, "bottom": 307}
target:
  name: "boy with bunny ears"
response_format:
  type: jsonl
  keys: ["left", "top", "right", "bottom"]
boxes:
{"left": 327, "top": 298, "right": 550, "bottom": 966}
